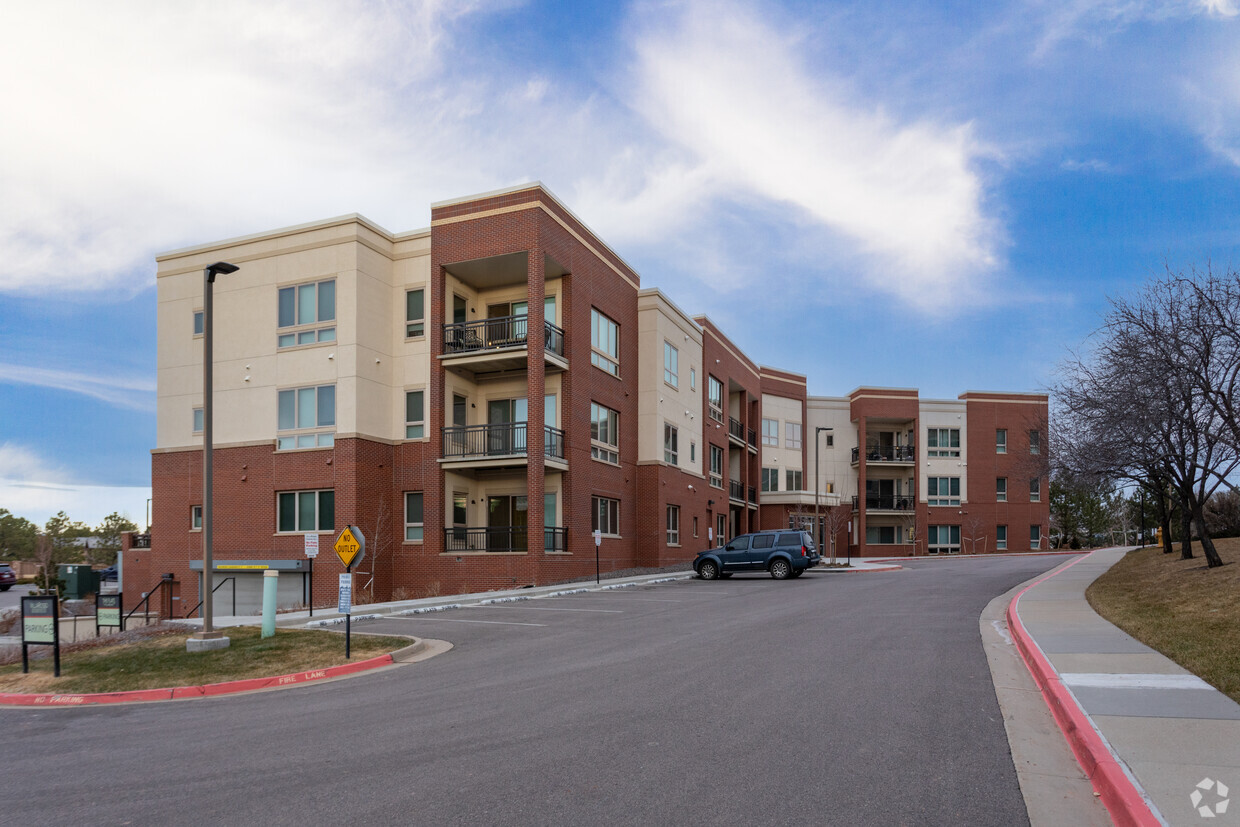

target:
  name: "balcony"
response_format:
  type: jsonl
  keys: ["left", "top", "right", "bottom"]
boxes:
{"left": 851, "top": 445, "right": 916, "bottom": 465}
{"left": 748, "top": 429, "right": 757, "bottom": 452}
{"left": 851, "top": 494, "right": 917, "bottom": 512}
{"left": 440, "top": 423, "right": 567, "bottom": 470}
{"left": 748, "top": 485, "right": 758, "bottom": 508}
{"left": 440, "top": 315, "right": 567, "bottom": 377}
{"left": 443, "top": 526, "right": 567, "bottom": 553}
{"left": 728, "top": 417, "right": 746, "bottom": 447}
{"left": 729, "top": 479, "right": 745, "bottom": 504}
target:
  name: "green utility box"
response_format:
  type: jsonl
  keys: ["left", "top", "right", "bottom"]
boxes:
{"left": 58, "top": 564, "right": 99, "bottom": 600}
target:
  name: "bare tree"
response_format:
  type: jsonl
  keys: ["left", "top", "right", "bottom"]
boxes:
{"left": 962, "top": 513, "right": 988, "bottom": 554}
{"left": 356, "top": 497, "right": 396, "bottom": 603}
{"left": 821, "top": 504, "right": 851, "bottom": 564}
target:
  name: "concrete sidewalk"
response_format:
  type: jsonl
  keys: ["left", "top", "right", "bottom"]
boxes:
{"left": 1011, "top": 548, "right": 1240, "bottom": 826}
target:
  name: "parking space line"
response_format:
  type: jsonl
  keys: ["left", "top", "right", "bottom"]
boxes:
{"left": 396, "top": 617, "right": 547, "bottom": 627}
{"left": 475, "top": 606, "right": 624, "bottom": 613}
{"left": 587, "top": 597, "right": 684, "bottom": 603}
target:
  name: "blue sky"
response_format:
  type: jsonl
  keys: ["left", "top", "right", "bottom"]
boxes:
{"left": 1, "top": 0, "right": 1238, "bottom": 527}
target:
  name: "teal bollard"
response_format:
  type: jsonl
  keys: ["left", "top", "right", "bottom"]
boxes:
{"left": 261, "top": 570, "right": 278, "bottom": 638}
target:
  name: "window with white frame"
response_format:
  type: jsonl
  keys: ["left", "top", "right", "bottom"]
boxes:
{"left": 928, "top": 476, "right": 961, "bottom": 506}
{"left": 761, "top": 468, "right": 779, "bottom": 492}
{"left": 404, "top": 492, "right": 424, "bottom": 541}
{"left": 762, "top": 419, "right": 778, "bottom": 446}
{"left": 1030, "top": 524, "right": 1042, "bottom": 547}
{"left": 1029, "top": 430, "right": 1041, "bottom": 454}
{"left": 666, "top": 505, "right": 680, "bottom": 545}
{"left": 1030, "top": 478, "right": 1041, "bottom": 502}
{"left": 193, "top": 310, "right": 203, "bottom": 336}
{"left": 193, "top": 407, "right": 203, "bottom": 434}
{"left": 996, "top": 429, "right": 1007, "bottom": 454}
{"left": 590, "top": 403, "right": 619, "bottom": 464}
{"left": 690, "top": 368, "right": 696, "bottom": 390}
{"left": 928, "top": 524, "right": 961, "bottom": 554}
{"left": 664, "top": 423, "right": 679, "bottom": 464}
{"left": 997, "top": 477, "right": 1007, "bottom": 502}
{"left": 690, "top": 441, "right": 696, "bottom": 463}
{"left": 996, "top": 525, "right": 1008, "bottom": 550}
{"left": 786, "top": 422, "right": 802, "bottom": 450}
{"left": 277, "top": 385, "right": 336, "bottom": 449}
{"left": 277, "top": 489, "right": 334, "bottom": 533}
{"left": 406, "top": 289, "right": 425, "bottom": 338}
{"left": 405, "top": 390, "right": 425, "bottom": 439}
{"left": 664, "top": 341, "right": 678, "bottom": 387}
{"left": 278, "top": 279, "right": 336, "bottom": 347}
{"left": 708, "top": 376, "right": 724, "bottom": 422}
{"left": 191, "top": 505, "right": 202, "bottom": 530}
{"left": 709, "top": 445, "right": 724, "bottom": 488}
{"left": 592, "top": 496, "right": 619, "bottom": 535}
{"left": 590, "top": 308, "right": 619, "bottom": 376}
{"left": 928, "top": 428, "right": 961, "bottom": 457}
{"left": 786, "top": 469, "right": 803, "bottom": 491}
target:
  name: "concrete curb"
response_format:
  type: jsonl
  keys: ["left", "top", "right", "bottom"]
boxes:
{"left": 0, "top": 638, "right": 429, "bottom": 707}
{"left": 1006, "top": 552, "right": 1162, "bottom": 827}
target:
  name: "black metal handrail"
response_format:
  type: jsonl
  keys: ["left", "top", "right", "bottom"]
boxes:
{"left": 748, "top": 485, "right": 757, "bottom": 504}
{"left": 131, "top": 534, "right": 151, "bottom": 549}
{"left": 123, "top": 577, "right": 170, "bottom": 627}
{"left": 544, "top": 321, "right": 565, "bottom": 357}
{"left": 443, "top": 526, "right": 552, "bottom": 553}
{"left": 442, "top": 423, "right": 565, "bottom": 461}
{"left": 728, "top": 417, "right": 745, "bottom": 441}
{"left": 852, "top": 494, "right": 916, "bottom": 511}
{"left": 748, "top": 429, "right": 757, "bottom": 448}
{"left": 729, "top": 479, "right": 745, "bottom": 502}
{"left": 544, "top": 426, "right": 565, "bottom": 461}
{"left": 544, "top": 526, "right": 567, "bottom": 552}
{"left": 442, "top": 315, "right": 565, "bottom": 358}
{"left": 182, "top": 576, "right": 236, "bottom": 619}
{"left": 852, "top": 445, "right": 916, "bottom": 463}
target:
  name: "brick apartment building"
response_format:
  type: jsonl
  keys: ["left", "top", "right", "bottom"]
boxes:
{"left": 122, "top": 183, "right": 1049, "bottom": 614}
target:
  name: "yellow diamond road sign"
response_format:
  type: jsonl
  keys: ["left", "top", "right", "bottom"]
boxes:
{"left": 334, "top": 526, "right": 365, "bottom": 569}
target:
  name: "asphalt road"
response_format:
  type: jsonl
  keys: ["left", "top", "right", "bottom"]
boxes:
{"left": 0, "top": 554, "right": 1066, "bottom": 826}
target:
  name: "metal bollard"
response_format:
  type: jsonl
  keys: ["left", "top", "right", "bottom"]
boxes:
{"left": 261, "top": 570, "right": 279, "bottom": 638}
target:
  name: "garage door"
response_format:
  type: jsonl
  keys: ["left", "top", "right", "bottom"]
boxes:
{"left": 208, "top": 571, "right": 307, "bottom": 616}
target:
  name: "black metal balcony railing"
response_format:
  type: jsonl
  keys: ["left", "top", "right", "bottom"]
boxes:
{"left": 748, "top": 429, "right": 757, "bottom": 448}
{"left": 729, "top": 479, "right": 745, "bottom": 502}
{"left": 748, "top": 485, "right": 757, "bottom": 505}
{"left": 728, "top": 417, "right": 745, "bottom": 441}
{"left": 442, "top": 423, "right": 566, "bottom": 461}
{"left": 131, "top": 534, "right": 152, "bottom": 549}
{"left": 852, "top": 494, "right": 916, "bottom": 511}
{"left": 851, "top": 445, "right": 917, "bottom": 463}
{"left": 443, "top": 526, "right": 567, "bottom": 553}
{"left": 442, "top": 315, "right": 565, "bottom": 358}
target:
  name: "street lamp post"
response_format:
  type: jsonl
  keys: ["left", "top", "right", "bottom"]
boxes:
{"left": 189, "top": 261, "right": 238, "bottom": 653}
{"left": 815, "top": 426, "right": 834, "bottom": 565}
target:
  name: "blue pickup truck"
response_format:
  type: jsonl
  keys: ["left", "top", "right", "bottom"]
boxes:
{"left": 693, "top": 530, "right": 820, "bottom": 580}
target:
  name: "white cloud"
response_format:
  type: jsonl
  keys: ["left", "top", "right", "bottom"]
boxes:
{"left": 0, "top": 443, "right": 70, "bottom": 484}
{"left": 1061, "top": 157, "right": 1119, "bottom": 173}
{"left": 0, "top": 363, "right": 155, "bottom": 412}
{"left": 1032, "top": 0, "right": 1236, "bottom": 54}
{"left": 0, "top": 444, "right": 148, "bottom": 527}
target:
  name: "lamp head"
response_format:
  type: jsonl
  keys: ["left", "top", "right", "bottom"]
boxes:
{"left": 205, "top": 261, "right": 240, "bottom": 282}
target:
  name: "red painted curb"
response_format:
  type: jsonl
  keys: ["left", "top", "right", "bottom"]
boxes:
{"left": 0, "top": 653, "right": 395, "bottom": 707}
{"left": 1006, "top": 552, "right": 1161, "bottom": 827}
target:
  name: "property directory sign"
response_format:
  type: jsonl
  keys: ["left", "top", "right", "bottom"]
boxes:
{"left": 97, "top": 593, "right": 122, "bottom": 630}
{"left": 22, "top": 596, "right": 57, "bottom": 644}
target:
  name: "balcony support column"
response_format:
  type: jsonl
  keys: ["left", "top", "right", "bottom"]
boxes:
{"left": 525, "top": 245, "right": 546, "bottom": 571}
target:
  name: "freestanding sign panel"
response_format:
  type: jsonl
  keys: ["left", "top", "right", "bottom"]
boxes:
{"left": 22, "top": 594, "right": 60, "bottom": 676}
{"left": 96, "top": 592, "right": 122, "bottom": 634}
{"left": 337, "top": 573, "right": 352, "bottom": 614}
{"left": 334, "top": 526, "right": 365, "bottom": 569}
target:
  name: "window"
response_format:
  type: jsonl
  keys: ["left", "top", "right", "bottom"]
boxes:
{"left": 928, "top": 524, "right": 961, "bottom": 554}
{"left": 866, "top": 525, "right": 896, "bottom": 544}
{"left": 664, "top": 341, "right": 678, "bottom": 387}
{"left": 996, "top": 525, "right": 1007, "bottom": 550}
{"left": 709, "top": 445, "right": 724, "bottom": 488}
{"left": 928, "top": 476, "right": 961, "bottom": 506}
{"left": 1029, "top": 430, "right": 1041, "bottom": 455}
{"left": 590, "top": 403, "right": 619, "bottom": 464}
{"left": 786, "top": 422, "right": 802, "bottom": 450}
{"left": 405, "top": 289, "right": 424, "bottom": 338}
{"left": 761, "top": 468, "right": 779, "bottom": 492}
{"left": 1030, "top": 524, "right": 1042, "bottom": 548}
{"left": 1030, "top": 478, "right": 1041, "bottom": 503}
{"left": 786, "top": 469, "right": 803, "bottom": 491}
{"left": 592, "top": 496, "right": 619, "bottom": 536}
{"left": 762, "top": 419, "right": 779, "bottom": 446}
{"left": 404, "top": 492, "right": 424, "bottom": 541}
{"left": 690, "top": 441, "right": 696, "bottom": 463}
{"left": 664, "top": 423, "right": 679, "bottom": 464}
{"left": 996, "top": 429, "right": 1007, "bottom": 454}
{"left": 690, "top": 368, "right": 696, "bottom": 390}
{"left": 708, "top": 376, "right": 724, "bottom": 422}
{"left": 277, "top": 489, "right": 335, "bottom": 533}
{"left": 193, "top": 310, "right": 203, "bottom": 336}
{"left": 996, "top": 477, "right": 1007, "bottom": 502}
{"left": 277, "top": 279, "right": 336, "bottom": 347}
{"left": 693, "top": 516, "right": 699, "bottom": 538}
{"left": 590, "top": 308, "right": 619, "bottom": 375}
{"left": 405, "top": 390, "right": 424, "bottom": 439}
{"left": 277, "top": 385, "right": 336, "bottom": 449}
{"left": 193, "top": 407, "right": 203, "bottom": 434}
{"left": 928, "top": 428, "right": 961, "bottom": 457}
{"left": 825, "top": 432, "right": 834, "bottom": 447}
{"left": 666, "top": 505, "right": 680, "bottom": 545}
{"left": 191, "top": 505, "right": 202, "bottom": 530}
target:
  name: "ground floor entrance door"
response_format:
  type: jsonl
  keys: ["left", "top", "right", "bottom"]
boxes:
{"left": 488, "top": 495, "right": 529, "bottom": 552}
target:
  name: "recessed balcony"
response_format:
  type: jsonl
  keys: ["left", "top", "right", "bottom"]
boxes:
{"left": 851, "top": 494, "right": 917, "bottom": 513}
{"left": 728, "top": 417, "right": 746, "bottom": 447}
{"left": 440, "top": 423, "right": 567, "bottom": 471}
{"left": 440, "top": 315, "right": 567, "bottom": 378}
{"left": 443, "top": 526, "right": 568, "bottom": 554}
{"left": 851, "top": 445, "right": 916, "bottom": 466}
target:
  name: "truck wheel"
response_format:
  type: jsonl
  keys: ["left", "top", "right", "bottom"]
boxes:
{"left": 698, "top": 560, "right": 720, "bottom": 580}
{"left": 769, "top": 559, "right": 791, "bottom": 579}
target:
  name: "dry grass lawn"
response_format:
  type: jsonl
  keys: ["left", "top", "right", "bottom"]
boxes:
{"left": 1087, "top": 537, "right": 1240, "bottom": 704}
{"left": 0, "top": 624, "right": 412, "bottom": 695}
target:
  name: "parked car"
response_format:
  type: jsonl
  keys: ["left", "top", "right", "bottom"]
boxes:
{"left": 0, "top": 563, "right": 16, "bottom": 591}
{"left": 694, "top": 530, "right": 820, "bottom": 580}
{"left": 99, "top": 565, "right": 118, "bottom": 581}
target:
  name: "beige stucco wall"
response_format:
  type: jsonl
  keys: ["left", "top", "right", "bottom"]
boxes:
{"left": 919, "top": 399, "right": 968, "bottom": 502}
{"left": 760, "top": 393, "right": 805, "bottom": 489}
{"left": 636, "top": 290, "right": 703, "bottom": 473}
{"left": 805, "top": 397, "right": 856, "bottom": 500}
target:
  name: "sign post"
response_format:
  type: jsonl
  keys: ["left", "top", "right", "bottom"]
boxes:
{"left": 22, "top": 594, "right": 60, "bottom": 677}
{"left": 334, "top": 526, "right": 365, "bottom": 659}
{"left": 96, "top": 592, "right": 122, "bottom": 635}
{"left": 304, "top": 533, "right": 319, "bottom": 617}
{"left": 593, "top": 529, "right": 602, "bottom": 585}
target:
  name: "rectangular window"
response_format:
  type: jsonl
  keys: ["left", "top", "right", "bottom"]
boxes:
{"left": 761, "top": 468, "right": 779, "bottom": 492}
{"left": 1030, "top": 524, "right": 1041, "bottom": 547}
{"left": 825, "top": 433, "right": 834, "bottom": 447}
{"left": 664, "top": 423, "right": 679, "bottom": 464}
{"left": 405, "top": 390, "right": 424, "bottom": 439}
{"left": 866, "top": 525, "right": 897, "bottom": 544}
{"left": 786, "top": 422, "right": 802, "bottom": 450}
{"left": 928, "top": 524, "right": 961, "bottom": 554}
{"left": 592, "top": 496, "right": 619, "bottom": 536}
{"left": 762, "top": 419, "right": 779, "bottom": 446}
{"left": 405, "top": 289, "right": 424, "bottom": 338}
{"left": 690, "top": 368, "right": 696, "bottom": 390}
{"left": 404, "top": 492, "right": 424, "bottom": 541}
{"left": 590, "top": 308, "right": 619, "bottom": 376}
{"left": 708, "top": 376, "right": 724, "bottom": 422}
{"left": 996, "top": 525, "right": 1008, "bottom": 550}
{"left": 709, "top": 445, "right": 724, "bottom": 488}
{"left": 193, "top": 310, "right": 203, "bottom": 336}
{"left": 1029, "top": 430, "right": 1041, "bottom": 455}
{"left": 996, "top": 477, "right": 1007, "bottom": 502}
{"left": 664, "top": 341, "right": 679, "bottom": 387}
{"left": 928, "top": 476, "right": 961, "bottom": 506}
{"left": 666, "top": 505, "right": 680, "bottom": 545}
{"left": 690, "top": 441, "right": 696, "bottom": 463}
{"left": 191, "top": 505, "right": 202, "bottom": 530}
{"left": 590, "top": 403, "right": 619, "bottom": 464}
{"left": 786, "top": 469, "right": 803, "bottom": 491}
{"left": 996, "top": 429, "right": 1007, "bottom": 454}
{"left": 277, "top": 489, "right": 335, "bottom": 533}
{"left": 693, "top": 516, "right": 699, "bottom": 538}
{"left": 928, "top": 428, "right": 961, "bottom": 457}
{"left": 1030, "top": 478, "right": 1041, "bottom": 502}
{"left": 277, "top": 279, "right": 336, "bottom": 347}
{"left": 277, "top": 385, "right": 336, "bottom": 449}
{"left": 193, "top": 407, "right": 203, "bottom": 434}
